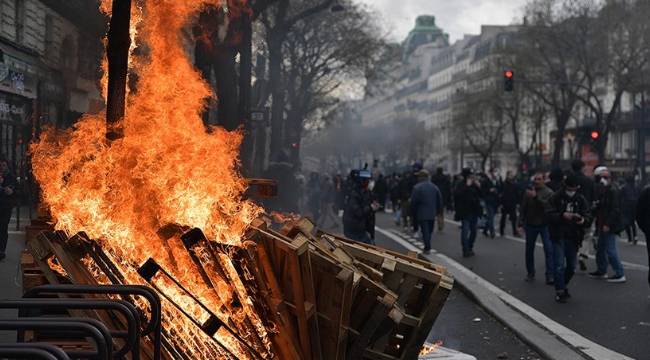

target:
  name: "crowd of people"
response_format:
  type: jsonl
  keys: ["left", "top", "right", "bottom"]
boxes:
{"left": 308, "top": 159, "right": 650, "bottom": 304}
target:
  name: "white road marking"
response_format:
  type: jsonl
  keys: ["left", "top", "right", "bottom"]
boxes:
{"left": 443, "top": 219, "right": 649, "bottom": 272}
{"left": 375, "top": 226, "right": 635, "bottom": 360}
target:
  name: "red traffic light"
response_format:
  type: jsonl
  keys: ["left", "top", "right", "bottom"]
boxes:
{"left": 291, "top": 142, "right": 300, "bottom": 149}
{"left": 590, "top": 131, "right": 600, "bottom": 140}
{"left": 504, "top": 70, "right": 514, "bottom": 78}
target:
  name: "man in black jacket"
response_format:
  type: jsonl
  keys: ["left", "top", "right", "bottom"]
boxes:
{"left": 500, "top": 171, "right": 521, "bottom": 237}
{"left": 454, "top": 168, "right": 482, "bottom": 257}
{"left": 0, "top": 158, "right": 16, "bottom": 261}
{"left": 481, "top": 169, "right": 500, "bottom": 238}
{"left": 588, "top": 166, "right": 626, "bottom": 283}
{"left": 343, "top": 170, "right": 379, "bottom": 244}
{"left": 547, "top": 175, "right": 591, "bottom": 302}
{"left": 520, "top": 172, "right": 555, "bottom": 283}
{"left": 431, "top": 167, "right": 451, "bottom": 231}
{"left": 636, "top": 184, "right": 650, "bottom": 286}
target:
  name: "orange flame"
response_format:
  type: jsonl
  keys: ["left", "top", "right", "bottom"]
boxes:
{"left": 32, "top": 0, "right": 259, "bottom": 268}
{"left": 32, "top": 0, "right": 268, "bottom": 357}
{"left": 419, "top": 340, "right": 444, "bottom": 355}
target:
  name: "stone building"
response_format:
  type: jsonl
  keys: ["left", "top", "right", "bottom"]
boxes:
{"left": 0, "top": 0, "right": 105, "bottom": 170}
{"left": 359, "top": 18, "right": 524, "bottom": 173}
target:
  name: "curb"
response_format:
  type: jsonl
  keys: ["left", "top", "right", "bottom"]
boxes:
{"left": 426, "top": 252, "right": 586, "bottom": 360}
{"left": 376, "top": 226, "right": 633, "bottom": 360}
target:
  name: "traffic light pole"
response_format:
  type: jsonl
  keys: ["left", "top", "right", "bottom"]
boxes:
{"left": 638, "top": 94, "right": 647, "bottom": 184}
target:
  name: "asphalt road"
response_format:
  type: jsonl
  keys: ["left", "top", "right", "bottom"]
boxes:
{"left": 372, "top": 211, "right": 650, "bottom": 360}
{"left": 324, "top": 217, "right": 542, "bottom": 359}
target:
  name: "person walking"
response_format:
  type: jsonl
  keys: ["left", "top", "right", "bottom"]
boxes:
{"left": 635, "top": 183, "right": 650, "bottom": 286}
{"left": 319, "top": 175, "right": 339, "bottom": 229}
{"left": 0, "top": 157, "right": 15, "bottom": 261}
{"left": 411, "top": 169, "right": 443, "bottom": 254}
{"left": 620, "top": 176, "right": 639, "bottom": 244}
{"left": 500, "top": 171, "right": 521, "bottom": 237}
{"left": 520, "top": 172, "right": 554, "bottom": 284}
{"left": 454, "top": 168, "right": 482, "bottom": 257}
{"left": 398, "top": 171, "right": 414, "bottom": 230}
{"left": 481, "top": 169, "right": 500, "bottom": 238}
{"left": 373, "top": 173, "right": 388, "bottom": 211}
{"left": 389, "top": 174, "right": 402, "bottom": 224}
{"left": 570, "top": 160, "right": 596, "bottom": 271}
{"left": 343, "top": 170, "right": 379, "bottom": 244}
{"left": 546, "top": 168, "right": 565, "bottom": 192}
{"left": 306, "top": 172, "right": 322, "bottom": 223}
{"left": 547, "top": 175, "right": 591, "bottom": 302}
{"left": 431, "top": 167, "right": 451, "bottom": 231}
{"left": 588, "top": 166, "right": 626, "bottom": 282}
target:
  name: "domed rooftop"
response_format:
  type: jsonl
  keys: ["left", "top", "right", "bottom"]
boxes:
{"left": 403, "top": 15, "right": 449, "bottom": 59}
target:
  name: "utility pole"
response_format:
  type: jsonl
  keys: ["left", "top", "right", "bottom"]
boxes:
{"left": 638, "top": 93, "right": 647, "bottom": 184}
{"left": 106, "top": 0, "right": 132, "bottom": 141}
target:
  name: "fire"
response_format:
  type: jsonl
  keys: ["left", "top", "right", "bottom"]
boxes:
{"left": 419, "top": 340, "right": 443, "bottom": 355}
{"left": 31, "top": 0, "right": 259, "bottom": 272}
{"left": 30, "top": 0, "right": 265, "bottom": 358}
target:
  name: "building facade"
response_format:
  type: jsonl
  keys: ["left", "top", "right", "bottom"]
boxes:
{"left": 359, "top": 19, "right": 526, "bottom": 173}
{"left": 358, "top": 15, "right": 647, "bottom": 177}
{"left": 0, "top": 0, "right": 104, "bottom": 172}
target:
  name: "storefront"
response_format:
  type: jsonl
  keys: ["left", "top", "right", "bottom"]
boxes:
{"left": 0, "top": 59, "right": 36, "bottom": 171}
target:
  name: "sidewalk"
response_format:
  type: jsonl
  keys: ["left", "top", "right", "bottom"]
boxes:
{"left": 0, "top": 231, "right": 27, "bottom": 342}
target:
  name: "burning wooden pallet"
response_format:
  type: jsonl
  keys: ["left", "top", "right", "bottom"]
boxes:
{"left": 23, "top": 217, "right": 453, "bottom": 360}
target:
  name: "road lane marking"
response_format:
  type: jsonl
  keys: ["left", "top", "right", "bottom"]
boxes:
{"left": 442, "top": 219, "right": 649, "bottom": 272}
{"left": 375, "top": 226, "right": 634, "bottom": 360}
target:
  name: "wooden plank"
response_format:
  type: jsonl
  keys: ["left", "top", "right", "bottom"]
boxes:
{"left": 318, "top": 231, "right": 448, "bottom": 275}
{"left": 399, "top": 282, "right": 452, "bottom": 359}
{"left": 347, "top": 293, "right": 396, "bottom": 360}
{"left": 336, "top": 241, "right": 442, "bottom": 283}
{"left": 245, "top": 240, "right": 302, "bottom": 360}
{"left": 310, "top": 250, "right": 353, "bottom": 360}
{"left": 255, "top": 228, "right": 318, "bottom": 360}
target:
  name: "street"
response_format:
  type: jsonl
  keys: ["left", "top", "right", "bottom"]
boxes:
{"left": 369, "top": 211, "right": 650, "bottom": 359}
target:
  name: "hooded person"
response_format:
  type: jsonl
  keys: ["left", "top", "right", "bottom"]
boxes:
{"left": 343, "top": 170, "right": 379, "bottom": 245}
{"left": 547, "top": 168, "right": 565, "bottom": 192}
{"left": 588, "top": 166, "right": 626, "bottom": 283}
{"left": 454, "top": 168, "right": 482, "bottom": 257}
{"left": 547, "top": 175, "right": 592, "bottom": 302}
{"left": 431, "top": 167, "right": 452, "bottom": 229}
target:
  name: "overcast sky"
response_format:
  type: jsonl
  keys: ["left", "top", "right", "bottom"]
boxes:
{"left": 355, "top": 0, "right": 528, "bottom": 43}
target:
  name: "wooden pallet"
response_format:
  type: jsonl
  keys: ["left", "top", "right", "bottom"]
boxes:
{"left": 24, "top": 216, "right": 453, "bottom": 360}
{"left": 251, "top": 224, "right": 322, "bottom": 360}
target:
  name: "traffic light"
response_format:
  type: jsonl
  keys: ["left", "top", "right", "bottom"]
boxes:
{"left": 504, "top": 70, "right": 514, "bottom": 92}
{"left": 590, "top": 131, "right": 600, "bottom": 140}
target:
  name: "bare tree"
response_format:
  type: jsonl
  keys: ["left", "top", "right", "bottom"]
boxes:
{"left": 280, "top": 1, "right": 384, "bottom": 165}
{"left": 515, "top": 0, "right": 587, "bottom": 166}
{"left": 259, "top": 0, "right": 337, "bottom": 162}
{"left": 454, "top": 88, "right": 509, "bottom": 172}
{"left": 568, "top": 0, "right": 650, "bottom": 161}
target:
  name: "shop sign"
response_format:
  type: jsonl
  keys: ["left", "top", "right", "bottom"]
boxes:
{"left": 0, "top": 100, "right": 25, "bottom": 116}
